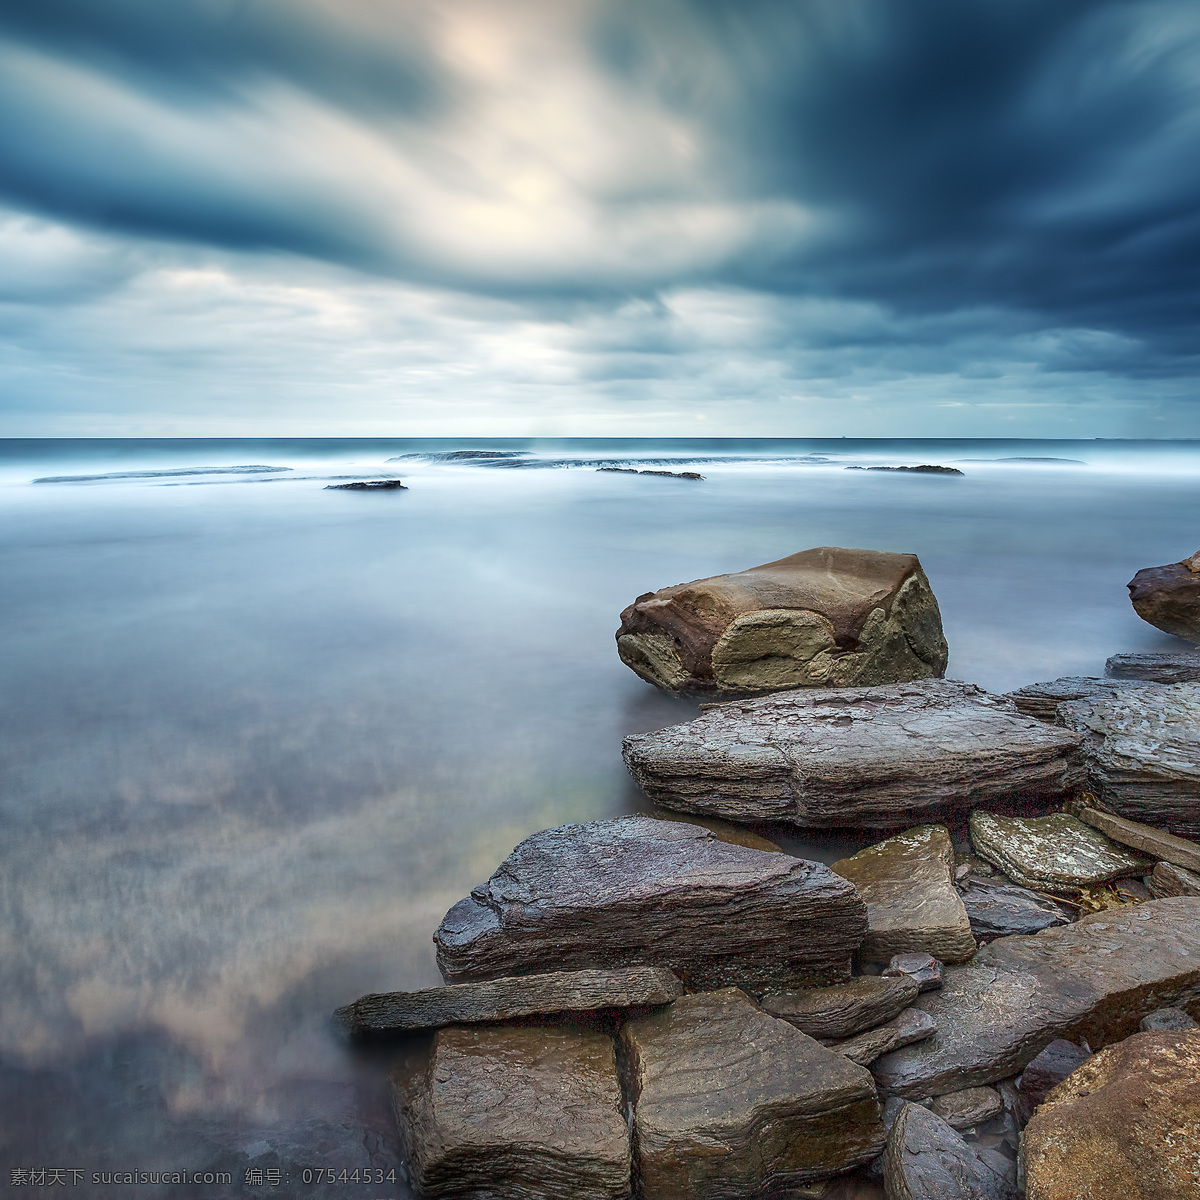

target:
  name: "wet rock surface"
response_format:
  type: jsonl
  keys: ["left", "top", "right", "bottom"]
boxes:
{"left": 335, "top": 966, "right": 683, "bottom": 1036}
{"left": 882, "top": 954, "right": 944, "bottom": 992}
{"left": 956, "top": 877, "right": 1071, "bottom": 943}
{"left": 968, "top": 810, "right": 1151, "bottom": 892}
{"left": 623, "top": 681, "right": 1082, "bottom": 830}
{"left": 1140, "top": 1006, "right": 1197, "bottom": 1031}
{"left": 1075, "top": 804, "right": 1200, "bottom": 872}
{"left": 1106, "top": 650, "right": 1200, "bottom": 683}
{"left": 1016, "top": 1039, "right": 1092, "bottom": 1118}
{"left": 760, "top": 975, "right": 919, "bottom": 1040}
{"left": 1147, "top": 859, "right": 1200, "bottom": 897}
{"left": 1022, "top": 1030, "right": 1200, "bottom": 1200}
{"left": 434, "top": 816, "right": 867, "bottom": 989}
{"left": 882, "top": 1102, "right": 1016, "bottom": 1200}
{"left": 1059, "top": 684, "right": 1200, "bottom": 837}
{"left": 833, "top": 1006, "right": 937, "bottom": 1067}
{"left": 620, "top": 989, "right": 885, "bottom": 1200}
{"left": 929, "top": 1086, "right": 1004, "bottom": 1131}
{"left": 872, "top": 899, "right": 1200, "bottom": 1098}
{"left": 616, "top": 546, "right": 948, "bottom": 695}
{"left": 1005, "top": 676, "right": 1151, "bottom": 721}
{"left": 1127, "top": 552, "right": 1200, "bottom": 640}
{"left": 831, "top": 826, "right": 976, "bottom": 966}
{"left": 391, "top": 1023, "right": 630, "bottom": 1200}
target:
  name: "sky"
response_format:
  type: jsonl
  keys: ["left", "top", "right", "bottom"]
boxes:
{"left": 0, "top": 0, "right": 1198, "bottom": 437}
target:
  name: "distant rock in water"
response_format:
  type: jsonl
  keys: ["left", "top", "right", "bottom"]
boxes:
{"left": 846, "top": 464, "right": 964, "bottom": 475}
{"left": 386, "top": 449, "right": 528, "bottom": 462}
{"left": 33, "top": 465, "right": 290, "bottom": 483}
{"left": 324, "top": 480, "right": 407, "bottom": 490}
{"left": 597, "top": 467, "right": 704, "bottom": 480}
{"left": 1127, "top": 551, "right": 1200, "bottom": 640}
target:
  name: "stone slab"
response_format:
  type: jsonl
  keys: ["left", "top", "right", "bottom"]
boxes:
{"left": 1139, "top": 1007, "right": 1197, "bottom": 1031}
{"left": 882, "top": 1102, "right": 1016, "bottom": 1200}
{"left": 434, "top": 816, "right": 867, "bottom": 990}
{"left": 833, "top": 1007, "right": 936, "bottom": 1067}
{"left": 1106, "top": 651, "right": 1200, "bottom": 683}
{"left": 882, "top": 954, "right": 943, "bottom": 992}
{"left": 623, "top": 680, "right": 1083, "bottom": 830}
{"left": 1005, "top": 676, "right": 1152, "bottom": 721}
{"left": 760, "top": 975, "right": 919, "bottom": 1040}
{"left": 1147, "top": 860, "right": 1200, "bottom": 897}
{"left": 957, "top": 877, "right": 1071, "bottom": 943}
{"left": 1076, "top": 805, "right": 1200, "bottom": 873}
{"left": 929, "top": 1086, "right": 1003, "bottom": 1131}
{"left": 872, "top": 899, "right": 1200, "bottom": 1098}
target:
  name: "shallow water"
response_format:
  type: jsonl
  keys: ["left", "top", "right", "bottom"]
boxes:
{"left": 0, "top": 437, "right": 1195, "bottom": 1196}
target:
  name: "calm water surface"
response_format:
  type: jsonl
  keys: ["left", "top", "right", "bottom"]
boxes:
{"left": 1, "top": 438, "right": 1194, "bottom": 1195}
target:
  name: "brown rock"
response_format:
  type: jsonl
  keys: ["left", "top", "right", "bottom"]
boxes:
{"left": 832, "top": 826, "right": 976, "bottom": 966}
{"left": 1106, "top": 651, "right": 1200, "bottom": 683}
{"left": 1023, "top": 1030, "right": 1200, "bottom": 1200}
{"left": 391, "top": 1023, "right": 630, "bottom": 1200}
{"left": 1076, "top": 805, "right": 1200, "bottom": 873}
{"left": 881, "top": 953, "right": 944, "bottom": 992}
{"left": 615, "top": 546, "right": 948, "bottom": 695}
{"left": 760, "top": 975, "right": 920, "bottom": 1040}
{"left": 1148, "top": 859, "right": 1200, "bottom": 897}
{"left": 620, "top": 989, "right": 885, "bottom": 1200}
{"left": 434, "top": 817, "right": 867, "bottom": 990}
{"left": 872, "top": 899, "right": 1200, "bottom": 1098}
{"left": 882, "top": 1102, "right": 1016, "bottom": 1200}
{"left": 623, "top": 681, "right": 1083, "bottom": 830}
{"left": 1128, "top": 555, "right": 1200, "bottom": 641}
{"left": 929, "top": 1086, "right": 1004, "bottom": 1130}
{"left": 832, "top": 1006, "right": 937, "bottom": 1066}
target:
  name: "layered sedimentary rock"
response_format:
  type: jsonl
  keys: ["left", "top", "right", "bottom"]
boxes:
{"left": 615, "top": 546, "right": 948, "bottom": 695}
{"left": 1005, "top": 676, "right": 1151, "bottom": 721}
{"left": 391, "top": 1024, "right": 630, "bottom": 1200}
{"left": 1058, "top": 685, "right": 1200, "bottom": 838}
{"left": 832, "top": 1007, "right": 937, "bottom": 1067}
{"left": 872, "top": 899, "right": 1200, "bottom": 1098}
{"left": 1148, "top": 859, "right": 1200, "bottom": 897}
{"left": 1127, "top": 552, "right": 1200, "bottom": 640}
{"left": 929, "top": 1086, "right": 1003, "bottom": 1131}
{"left": 1075, "top": 805, "right": 1200, "bottom": 873}
{"left": 1023, "top": 1030, "right": 1200, "bottom": 1200}
{"left": 831, "top": 826, "right": 976, "bottom": 965}
{"left": 968, "top": 811, "right": 1150, "bottom": 892}
{"left": 623, "top": 681, "right": 1083, "bottom": 830}
{"left": 336, "top": 966, "right": 682, "bottom": 1036}
{"left": 882, "top": 1102, "right": 1016, "bottom": 1200}
{"left": 957, "top": 877, "right": 1070, "bottom": 942}
{"left": 760, "top": 975, "right": 919, "bottom": 1040}
{"left": 620, "top": 989, "right": 885, "bottom": 1200}
{"left": 882, "top": 953, "right": 944, "bottom": 992}
{"left": 1106, "top": 651, "right": 1200, "bottom": 683}
{"left": 435, "top": 817, "right": 866, "bottom": 989}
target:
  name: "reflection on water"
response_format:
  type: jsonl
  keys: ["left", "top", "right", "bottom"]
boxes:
{"left": 0, "top": 438, "right": 1195, "bottom": 1195}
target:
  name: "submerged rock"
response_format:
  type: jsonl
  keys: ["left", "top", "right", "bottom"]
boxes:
{"left": 1147, "top": 859, "right": 1200, "bottom": 897}
{"left": 335, "top": 966, "right": 683, "bottom": 1036}
{"left": 832, "top": 1006, "right": 937, "bottom": 1067}
{"left": 620, "top": 989, "right": 885, "bottom": 1200}
{"left": 882, "top": 1102, "right": 1016, "bottom": 1200}
{"left": 968, "top": 811, "right": 1151, "bottom": 892}
{"left": 1106, "top": 650, "right": 1200, "bottom": 683}
{"left": 882, "top": 953, "right": 944, "bottom": 992}
{"left": 831, "top": 826, "right": 976, "bottom": 966}
{"left": 434, "top": 817, "right": 867, "bottom": 990}
{"left": 1022, "top": 1030, "right": 1200, "bottom": 1200}
{"left": 1075, "top": 805, "right": 1200, "bottom": 873}
{"left": 929, "top": 1086, "right": 1004, "bottom": 1131}
{"left": 1139, "top": 1007, "right": 1197, "bottom": 1031}
{"left": 1005, "top": 676, "right": 1151, "bottom": 721}
{"left": 760, "top": 975, "right": 919, "bottom": 1040}
{"left": 957, "top": 877, "right": 1071, "bottom": 943}
{"left": 872, "top": 899, "right": 1200, "bottom": 1098}
{"left": 1127, "top": 552, "right": 1200, "bottom": 640}
{"left": 615, "top": 545, "right": 948, "bottom": 695}
{"left": 623, "top": 681, "right": 1083, "bottom": 830}
{"left": 391, "top": 1024, "right": 630, "bottom": 1200}
{"left": 1058, "top": 684, "right": 1200, "bottom": 838}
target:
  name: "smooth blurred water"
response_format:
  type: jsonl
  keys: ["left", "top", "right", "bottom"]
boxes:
{"left": 1, "top": 437, "right": 1195, "bottom": 1195}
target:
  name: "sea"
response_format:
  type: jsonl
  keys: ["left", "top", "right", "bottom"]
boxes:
{"left": 1, "top": 436, "right": 1196, "bottom": 1196}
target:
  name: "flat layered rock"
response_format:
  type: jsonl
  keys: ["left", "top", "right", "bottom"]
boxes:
{"left": 1023, "top": 1030, "right": 1200, "bottom": 1200}
{"left": 1005, "top": 676, "right": 1151, "bottom": 721}
{"left": 872, "top": 899, "right": 1200, "bottom": 1098}
{"left": 1127, "top": 552, "right": 1200, "bottom": 640}
{"left": 336, "top": 966, "right": 683, "bottom": 1036}
{"left": 1147, "top": 859, "right": 1200, "bottom": 897}
{"left": 760, "top": 975, "right": 919, "bottom": 1040}
{"left": 623, "top": 681, "right": 1083, "bottom": 830}
{"left": 391, "top": 1024, "right": 630, "bottom": 1200}
{"left": 832, "top": 1007, "right": 937, "bottom": 1067}
{"left": 832, "top": 826, "right": 976, "bottom": 966}
{"left": 882, "top": 953, "right": 944, "bottom": 992}
{"left": 434, "top": 817, "right": 866, "bottom": 990}
{"left": 1076, "top": 805, "right": 1200, "bottom": 873}
{"left": 969, "top": 811, "right": 1151, "bottom": 892}
{"left": 1106, "top": 651, "right": 1200, "bottom": 683}
{"left": 616, "top": 546, "right": 948, "bottom": 696}
{"left": 1059, "top": 685, "right": 1200, "bottom": 837}
{"left": 957, "top": 878, "right": 1071, "bottom": 943}
{"left": 929, "top": 1086, "right": 1003, "bottom": 1131}
{"left": 620, "top": 989, "right": 885, "bottom": 1200}
{"left": 882, "top": 1102, "right": 1016, "bottom": 1200}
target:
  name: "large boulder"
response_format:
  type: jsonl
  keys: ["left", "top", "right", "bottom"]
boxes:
{"left": 872, "top": 899, "right": 1200, "bottom": 1098}
{"left": 1127, "top": 551, "right": 1200, "bottom": 641}
{"left": 434, "top": 817, "right": 867, "bottom": 990}
{"left": 1022, "top": 1030, "right": 1200, "bottom": 1200}
{"left": 615, "top": 546, "right": 948, "bottom": 695}
{"left": 622, "top": 681, "right": 1083, "bottom": 830}
{"left": 882, "top": 1101, "right": 1016, "bottom": 1200}
{"left": 831, "top": 826, "right": 976, "bottom": 966}
{"left": 1106, "top": 651, "right": 1200, "bottom": 683}
{"left": 620, "top": 989, "right": 885, "bottom": 1199}
{"left": 760, "top": 975, "right": 920, "bottom": 1040}
{"left": 1058, "top": 684, "right": 1200, "bottom": 838}
{"left": 391, "top": 1024, "right": 630, "bottom": 1200}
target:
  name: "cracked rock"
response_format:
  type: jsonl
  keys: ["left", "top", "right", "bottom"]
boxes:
{"left": 760, "top": 974, "right": 920, "bottom": 1040}
{"left": 831, "top": 1006, "right": 937, "bottom": 1067}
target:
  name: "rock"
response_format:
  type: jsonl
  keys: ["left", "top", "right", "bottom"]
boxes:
{"left": 846, "top": 464, "right": 964, "bottom": 475}
{"left": 615, "top": 545, "right": 948, "bottom": 695}
{"left": 1005, "top": 676, "right": 1151, "bottom": 721}
{"left": 1075, "top": 805, "right": 1200, "bottom": 873}
{"left": 760, "top": 975, "right": 920, "bottom": 1040}
{"left": 434, "top": 816, "right": 867, "bottom": 990}
{"left": 1139, "top": 1007, "right": 1198, "bottom": 1031}
{"left": 324, "top": 479, "right": 407, "bottom": 490}
{"left": 929, "top": 1086, "right": 1004, "bottom": 1130}
{"left": 882, "top": 1102, "right": 1016, "bottom": 1200}
{"left": 620, "top": 988, "right": 885, "bottom": 1199}
{"left": 968, "top": 811, "right": 1151, "bottom": 892}
{"left": 1022, "top": 1030, "right": 1200, "bottom": 1200}
{"left": 623, "top": 681, "right": 1083, "bottom": 830}
{"left": 391, "top": 1023, "right": 630, "bottom": 1200}
{"left": 1058, "top": 685, "right": 1200, "bottom": 838}
{"left": 1017, "top": 1039, "right": 1092, "bottom": 1118}
{"left": 956, "top": 878, "right": 1071, "bottom": 943}
{"left": 597, "top": 467, "right": 703, "bottom": 480}
{"left": 1147, "top": 859, "right": 1200, "bottom": 897}
{"left": 882, "top": 953, "right": 944, "bottom": 992}
{"left": 833, "top": 1007, "right": 937, "bottom": 1066}
{"left": 1127, "top": 553, "right": 1200, "bottom": 640}
{"left": 1106, "top": 650, "right": 1200, "bottom": 683}
{"left": 832, "top": 826, "right": 977, "bottom": 966}
{"left": 335, "top": 966, "right": 683, "bottom": 1036}
{"left": 872, "top": 899, "right": 1200, "bottom": 1098}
